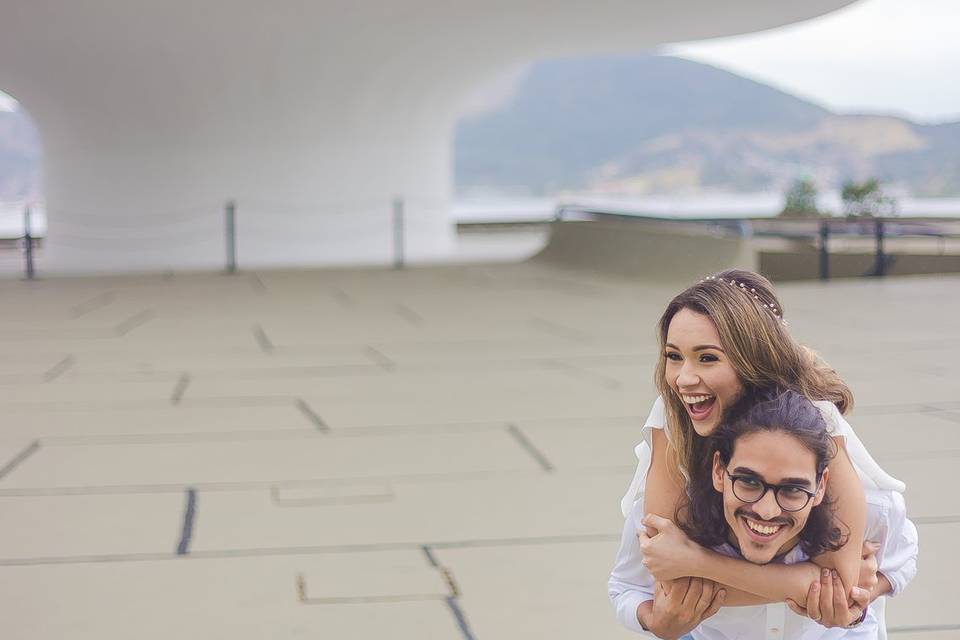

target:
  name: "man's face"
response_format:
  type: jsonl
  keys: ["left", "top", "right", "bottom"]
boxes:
{"left": 711, "top": 430, "right": 829, "bottom": 564}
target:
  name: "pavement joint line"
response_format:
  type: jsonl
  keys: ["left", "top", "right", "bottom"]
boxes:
{"left": 41, "top": 355, "right": 76, "bottom": 382}
{"left": 0, "top": 416, "right": 642, "bottom": 451}
{"left": 927, "top": 410, "right": 960, "bottom": 426}
{"left": 294, "top": 398, "right": 330, "bottom": 431}
{"left": 252, "top": 324, "right": 274, "bottom": 353}
{"left": 301, "top": 593, "right": 449, "bottom": 604}
{"left": 912, "top": 515, "right": 960, "bottom": 524}
{"left": 364, "top": 345, "right": 397, "bottom": 371}
{"left": 394, "top": 303, "right": 424, "bottom": 326}
{"left": 330, "top": 287, "right": 353, "bottom": 307}
{"left": 0, "top": 465, "right": 635, "bottom": 497}
{"left": 176, "top": 487, "right": 197, "bottom": 555}
{"left": 114, "top": 309, "right": 156, "bottom": 336}
{"left": 38, "top": 428, "right": 320, "bottom": 447}
{"left": 542, "top": 359, "right": 623, "bottom": 391}
{"left": 0, "top": 440, "right": 41, "bottom": 480}
{"left": 889, "top": 624, "right": 960, "bottom": 633}
{"left": 505, "top": 423, "right": 554, "bottom": 472}
{"left": 445, "top": 596, "right": 477, "bottom": 640}
{"left": 170, "top": 373, "right": 191, "bottom": 405}
{"left": 528, "top": 316, "right": 591, "bottom": 344}
{"left": 69, "top": 291, "right": 116, "bottom": 318}
{"left": 422, "top": 545, "right": 439, "bottom": 567}
{"left": 270, "top": 485, "right": 393, "bottom": 507}
{"left": 248, "top": 274, "right": 268, "bottom": 293}
{"left": 0, "top": 532, "right": 621, "bottom": 568}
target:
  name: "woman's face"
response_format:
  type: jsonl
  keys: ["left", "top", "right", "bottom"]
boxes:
{"left": 664, "top": 307, "right": 744, "bottom": 436}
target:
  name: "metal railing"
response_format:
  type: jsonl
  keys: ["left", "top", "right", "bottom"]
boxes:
{"left": 2, "top": 197, "right": 420, "bottom": 279}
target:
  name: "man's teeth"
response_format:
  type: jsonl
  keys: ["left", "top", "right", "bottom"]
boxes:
{"left": 683, "top": 394, "right": 714, "bottom": 404}
{"left": 745, "top": 519, "right": 782, "bottom": 536}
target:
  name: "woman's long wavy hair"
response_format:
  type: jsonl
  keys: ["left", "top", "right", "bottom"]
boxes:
{"left": 654, "top": 269, "right": 853, "bottom": 482}
{"left": 679, "top": 388, "right": 847, "bottom": 558}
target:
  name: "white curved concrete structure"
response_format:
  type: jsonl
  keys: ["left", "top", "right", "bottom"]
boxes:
{"left": 0, "top": 1, "right": 855, "bottom": 273}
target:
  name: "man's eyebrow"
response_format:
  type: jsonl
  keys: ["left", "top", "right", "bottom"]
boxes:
{"left": 731, "top": 467, "right": 813, "bottom": 488}
{"left": 778, "top": 477, "right": 814, "bottom": 488}
{"left": 664, "top": 342, "right": 724, "bottom": 352}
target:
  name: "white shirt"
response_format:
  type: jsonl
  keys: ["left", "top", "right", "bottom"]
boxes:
{"left": 620, "top": 397, "right": 906, "bottom": 518}
{"left": 608, "top": 489, "right": 918, "bottom": 640}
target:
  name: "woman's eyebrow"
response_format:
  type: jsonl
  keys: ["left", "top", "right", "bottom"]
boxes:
{"left": 664, "top": 342, "right": 724, "bottom": 352}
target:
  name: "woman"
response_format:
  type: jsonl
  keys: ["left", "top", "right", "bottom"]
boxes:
{"left": 619, "top": 269, "right": 904, "bottom": 626}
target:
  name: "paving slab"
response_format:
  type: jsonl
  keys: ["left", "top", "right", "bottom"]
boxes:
{"left": 0, "top": 554, "right": 465, "bottom": 639}
{"left": 0, "top": 378, "right": 179, "bottom": 406}
{"left": 0, "top": 403, "right": 312, "bottom": 440}
{"left": 848, "top": 411, "right": 960, "bottom": 457}
{"left": 0, "top": 431, "right": 542, "bottom": 491}
{"left": 875, "top": 457, "right": 960, "bottom": 520}
{"left": 436, "top": 541, "right": 634, "bottom": 640}
{"left": 189, "top": 472, "right": 626, "bottom": 553}
{"left": 0, "top": 493, "right": 185, "bottom": 561}
{"left": 884, "top": 523, "right": 957, "bottom": 631}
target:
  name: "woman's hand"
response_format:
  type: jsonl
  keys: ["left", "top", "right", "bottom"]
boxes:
{"left": 640, "top": 578, "right": 726, "bottom": 640}
{"left": 786, "top": 568, "right": 869, "bottom": 628}
{"left": 857, "top": 541, "right": 881, "bottom": 596}
{"left": 638, "top": 514, "right": 706, "bottom": 582}
{"left": 786, "top": 540, "right": 878, "bottom": 627}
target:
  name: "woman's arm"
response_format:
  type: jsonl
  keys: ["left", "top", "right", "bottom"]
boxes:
{"left": 640, "top": 513, "right": 822, "bottom": 604}
{"left": 642, "top": 429, "right": 684, "bottom": 535}
{"left": 812, "top": 438, "right": 867, "bottom": 596}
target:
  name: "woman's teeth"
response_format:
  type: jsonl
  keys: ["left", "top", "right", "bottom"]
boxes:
{"left": 682, "top": 394, "right": 713, "bottom": 405}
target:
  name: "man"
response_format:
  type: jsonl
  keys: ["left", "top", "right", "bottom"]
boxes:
{"left": 608, "top": 389, "right": 918, "bottom": 639}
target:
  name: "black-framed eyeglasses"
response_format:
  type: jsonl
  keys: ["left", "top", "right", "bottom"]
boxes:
{"left": 725, "top": 469, "right": 820, "bottom": 512}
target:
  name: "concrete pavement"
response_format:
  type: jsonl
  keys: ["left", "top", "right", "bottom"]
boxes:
{"left": 0, "top": 260, "right": 956, "bottom": 638}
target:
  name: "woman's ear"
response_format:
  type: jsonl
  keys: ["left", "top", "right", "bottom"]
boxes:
{"left": 813, "top": 467, "right": 830, "bottom": 507}
{"left": 712, "top": 451, "right": 724, "bottom": 493}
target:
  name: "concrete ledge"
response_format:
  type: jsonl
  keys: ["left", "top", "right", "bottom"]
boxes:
{"left": 531, "top": 220, "right": 757, "bottom": 282}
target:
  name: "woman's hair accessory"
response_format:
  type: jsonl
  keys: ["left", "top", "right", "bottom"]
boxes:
{"left": 699, "top": 274, "right": 787, "bottom": 325}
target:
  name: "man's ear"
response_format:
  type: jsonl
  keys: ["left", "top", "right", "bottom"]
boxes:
{"left": 813, "top": 467, "right": 830, "bottom": 507}
{"left": 712, "top": 451, "right": 724, "bottom": 493}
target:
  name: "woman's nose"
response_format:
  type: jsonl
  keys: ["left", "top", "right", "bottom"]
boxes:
{"left": 676, "top": 363, "right": 700, "bottom": 387}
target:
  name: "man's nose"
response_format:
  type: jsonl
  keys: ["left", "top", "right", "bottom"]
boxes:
{"left": 753, "top": 490, "right": 782, "bottom": 520}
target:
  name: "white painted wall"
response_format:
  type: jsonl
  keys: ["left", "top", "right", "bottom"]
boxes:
{"left": 0, "top": 1, "right": 854, "bottom": 273}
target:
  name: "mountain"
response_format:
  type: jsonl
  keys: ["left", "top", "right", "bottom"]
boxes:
{"left": 2, "top": 56, "right": 958, "bottom": 200}
{"left": 454, "top": 55, "right": 960, "bottom": 197}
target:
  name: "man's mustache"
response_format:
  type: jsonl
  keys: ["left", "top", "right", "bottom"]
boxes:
{"left": 735, "top": 507, "right": 794, "bottom": 527}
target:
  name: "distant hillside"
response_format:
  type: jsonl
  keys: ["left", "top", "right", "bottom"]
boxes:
{"left": 3, "top": 56, "right": 959, "bottom": 200}
{"left": 455, "top": 55, "right": 960, "bottom": 197}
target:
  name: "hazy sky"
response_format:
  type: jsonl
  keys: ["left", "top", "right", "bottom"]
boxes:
{"left": 668, "top": 0, "right": 960, "bottom": 123}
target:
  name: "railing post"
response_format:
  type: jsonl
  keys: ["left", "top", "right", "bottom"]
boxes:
{"left": 23, "top": 204, "right": 35, "bottom": 280}
{"left": 873, "top": 218, "right": 886, "bottom": 277}
{"left": 393, "top": 197, "right": 405, "bottom": 269}
{"left": 225, "top": 200, "right": 237, "bottom": 273}
{"left": 818, "top": 218, "right": 829, "bottom": 281}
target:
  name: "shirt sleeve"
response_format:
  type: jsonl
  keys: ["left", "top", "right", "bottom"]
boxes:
{"left": 609, "top": 501, "right": 659, "bottom": 635}
{"left": 873, "top": 491, "right": 919, "bottom": 597}
{"left": 620, "top": 397, "right": 666, "bottom": 517}
{"left": 814, "top": 401, "right": 906, "bottom": 493}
